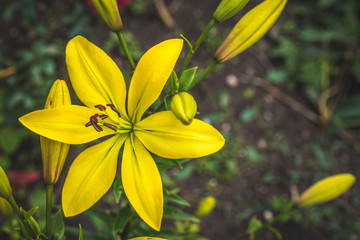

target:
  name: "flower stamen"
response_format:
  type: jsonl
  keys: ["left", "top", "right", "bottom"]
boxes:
{"left": 106, "top": 103, "right": 121, "bottom": 117}
{"left": 94, "top": 104, "right": 106, "bottom": 111}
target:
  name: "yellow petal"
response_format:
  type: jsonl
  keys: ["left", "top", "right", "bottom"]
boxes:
{"left": 215, "top": 0, "right": 287, "bottom": 62}
{"left": 66, "top": 36, "right": 128, "bottom": 120}
{"left": 135, "top": 111, "right": 225, "bottom": 159}
{"left": 122, "top": 135, "right": 163, "bottom": 231}
{"left": 62, "top": 135, "right": 126, "bottom": 217}
{"left": 296, "top": 173, "right": 356, "bottom": 208}
{"left": 19, "top": 105, "right": 113, "bottom": 144}
{"left": 128, "top": 39, "right": 183, "bottom": 122}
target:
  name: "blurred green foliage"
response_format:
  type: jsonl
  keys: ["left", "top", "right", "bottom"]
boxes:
{"left": 269, "top": 0, "right": 360, "bottom": 130}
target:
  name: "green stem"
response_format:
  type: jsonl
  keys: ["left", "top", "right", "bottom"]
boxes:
{"left": 188, "top": 59, "right": 219, "bottom": 90}
{"left": 46, "top": 184, "right": 54, "bottom": 240}
{"left": 178, "top": 18, "right": 217, "bottom": 78}
{"left": 115, "top": 30, "right": 136, "bottom": 71}
{"left": 237, "top": 203, "right": 296, "bottom": 240}
{"left": 7, "top": 196, "right": 38, "bottom": 239}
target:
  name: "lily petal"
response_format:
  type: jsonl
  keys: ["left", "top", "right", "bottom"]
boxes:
{"left": 62, "top": 134, "right": 126, "bottom": 217}
{"left": 135, "top": 111, "right": 225, "bottom": 159}
{"left": 122, "top": 135, "right": 163, "bottom": 231}
{"left": 128, "top": 39, "right": 183, "bottom": 122}
{"left": 66, "top": 36, "right": 128, "bottom": 120}
{"left": 19, "top": 105, "right": 113, "bottom": 144}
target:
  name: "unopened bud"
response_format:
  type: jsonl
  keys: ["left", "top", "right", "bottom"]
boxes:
{"left": 215, "top": 0, "right": 287, "bottom": 63}
{"left": 91, "top": 0, "right": 123, "bottom": 32}
{"left": 171, "top": 92, "right": 197, "bottom": 125}
{"left": 0, "top": 197, "right": 13, "bottom": 218}
{"left": 195, "top": 196, "right": 216, "bottom": 218}
{"left": 213, "top": 0, "right": 249, "bottom": 22}
{"left": 296, "top": 174, "right": 356, "bottom": 208}
{"left": 41, "top": 80, "right": 71, "bottom": 184}
{"left": 0, "top": 166, "right": 12, "bottom": 199}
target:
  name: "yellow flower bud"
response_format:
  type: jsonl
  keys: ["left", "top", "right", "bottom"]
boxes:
{"left": 296, "top": 174, "right": 356, "bottom": 208}
{"left": 195, "top": 196, "right": 216, "bottom": 218}
{"left": 215, "top": 0, "right": 287, "bottom": 63}
{"left": 213, "top": 0, "right": 250, "bottom": 22}
{"left": 0, "top": 166, "right": 12, "bottom": 199}
{"left": 40, "top": 80, "right": 71, "bottom": 184}
{"left": 170, "top": 92, "right": 197, "bottom": 125}
{"left": 0, "top": 197, "right": 13, "bottom": 218}
{"left": 91, "top": 0, "right": 123, "bottom": 32}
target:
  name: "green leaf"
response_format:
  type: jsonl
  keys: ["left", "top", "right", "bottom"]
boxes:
{"left": 219, "top": 90, "right": 230, "bottom": 110}
{"left": 164, "top": 191, "right": 190, "bottom": 207}
{"left": 164, "top": 95, "right": 173, "bottom": 111}
{"left": 113, "top": 208, "right": 132, "bottom": 234}
{"left": 178, "top": 67, "right": 198, "bottom": 92}
{"left": 247, "top": 217, "right": 262, "bottom": 240}
{"left": 112, "top": 177, "right": 123, "bottom": 204}
{"left": 169, "top": 70, "right": 179, "bottom": 93}
{"left": 52, "top": 210, "right": 65, "bottom": 240}
{"left": 203, "top": 112, "right": 227, "bottom": 123}
{"left": 266, "top": 224, "right": 282, "bottom": 239}
{"left": 239, "top": 107, "right": 257, "bottom": 123}
{"left": 244, "top": 147, "right": 261, "bottom": 163}
{"left": 0, "top": 128, "right": 24, "bottom": 155}
{"left": 267, "top": 69, "right": 287, "bottom": 83}
{"left": 25, "top": 207, "right": 38, "bottom": 220}
{"left": 85, "top": 209, "right": 112, "bottom": 238}
{"left": 164, "top": 206, "right": 199, "bottom": 222}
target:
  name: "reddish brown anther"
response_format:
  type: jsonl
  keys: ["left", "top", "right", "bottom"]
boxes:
{"left": 106, "top": 103, "right": 121, "bottom": 117}
{"left": 95, "top": 104, "right": 106, "bottom": 111}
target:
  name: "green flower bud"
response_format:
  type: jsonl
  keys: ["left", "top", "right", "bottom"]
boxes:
{"left": 40, "top": 80, "right": 71, "bottom": 184}
{"left": 296, "top": 174, "right": 356, "bottom": 208}
{"left": 215, "top": 0, "right": 287, "bottom": 63}
{"left": 170, "top": 92, "right": 197, "bottom": 125}
{"left": 19, "top": 215, "right": 42, "bottom": 238}
{"left": 0, "top": 197, "right": 12, "bottom": 218}
{"left": 0, "top": 166, "right": 12, "bottom": 199}
{"left": 91, "top": 0, "right": 123, "bottom": 32}
{"left": 195, "top": 196, "right": 216, "bottom": 218}
{"left": 213, "top": 0, "right": 250, "bottom": 22}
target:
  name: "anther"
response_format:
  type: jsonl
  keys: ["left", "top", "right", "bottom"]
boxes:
{"left": 99, "top": 114, "right": 108, "bottom": 120}
{"left": 106, "top": 104, "right": 121, "bottom": 117}
{"left": 90, "top": 114, "right": 99, "bottom": 123}
{"left": 94, "top": 105, "right": 106, "bottom": 111}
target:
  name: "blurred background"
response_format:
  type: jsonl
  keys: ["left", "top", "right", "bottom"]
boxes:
{"left": 0, "top": 0, "right": 360, "bottom": 239}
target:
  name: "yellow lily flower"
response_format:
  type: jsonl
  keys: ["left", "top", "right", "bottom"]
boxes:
{"left": 19, "top": 36, "right": 225, "bottom": 231}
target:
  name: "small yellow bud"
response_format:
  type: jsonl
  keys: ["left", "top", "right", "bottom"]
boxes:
{"left": 213, "top": 0, "right": 250, "bottom": 22}
{"left": 296, "top": 174, "right": 356, "bottom": 208}
{"left": 40, "top": 80, "right": 71, "bottom": 184}
{"left": 91, "top": 0, "right": 123, "bottom": 32}
{"left": 195, "top": 196, "right": 216, "bottom": 218}
{"left": 170, "top": 92, "right": 197, "bottom": 125}
{"left": 0, "top": 197, "right": 13, "bottom": 218}
{"left": 0, "top": 166, "right": 12, "bottom": 199}
{"left": 215, "top": 0, "right": 287, "bottom": 63}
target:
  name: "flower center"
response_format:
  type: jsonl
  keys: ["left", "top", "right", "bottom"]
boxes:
{"left": 85, "top": 104, "right": 132, "bottom": 133}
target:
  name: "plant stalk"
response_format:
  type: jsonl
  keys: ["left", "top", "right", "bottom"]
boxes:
{"left": 115, "top": 30, "right": 136, "bottom": 71}
{"left": 7, "top": 196, "right": 38, "bottom": 239}
{"left": 178, "top": 18, "right": 217, "bottom": 78}
{"left": 46, "top": 184, "right": 54, "bottom": 240}
{"left": 188, "top": 59, "right": 219, "bottom": 90}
